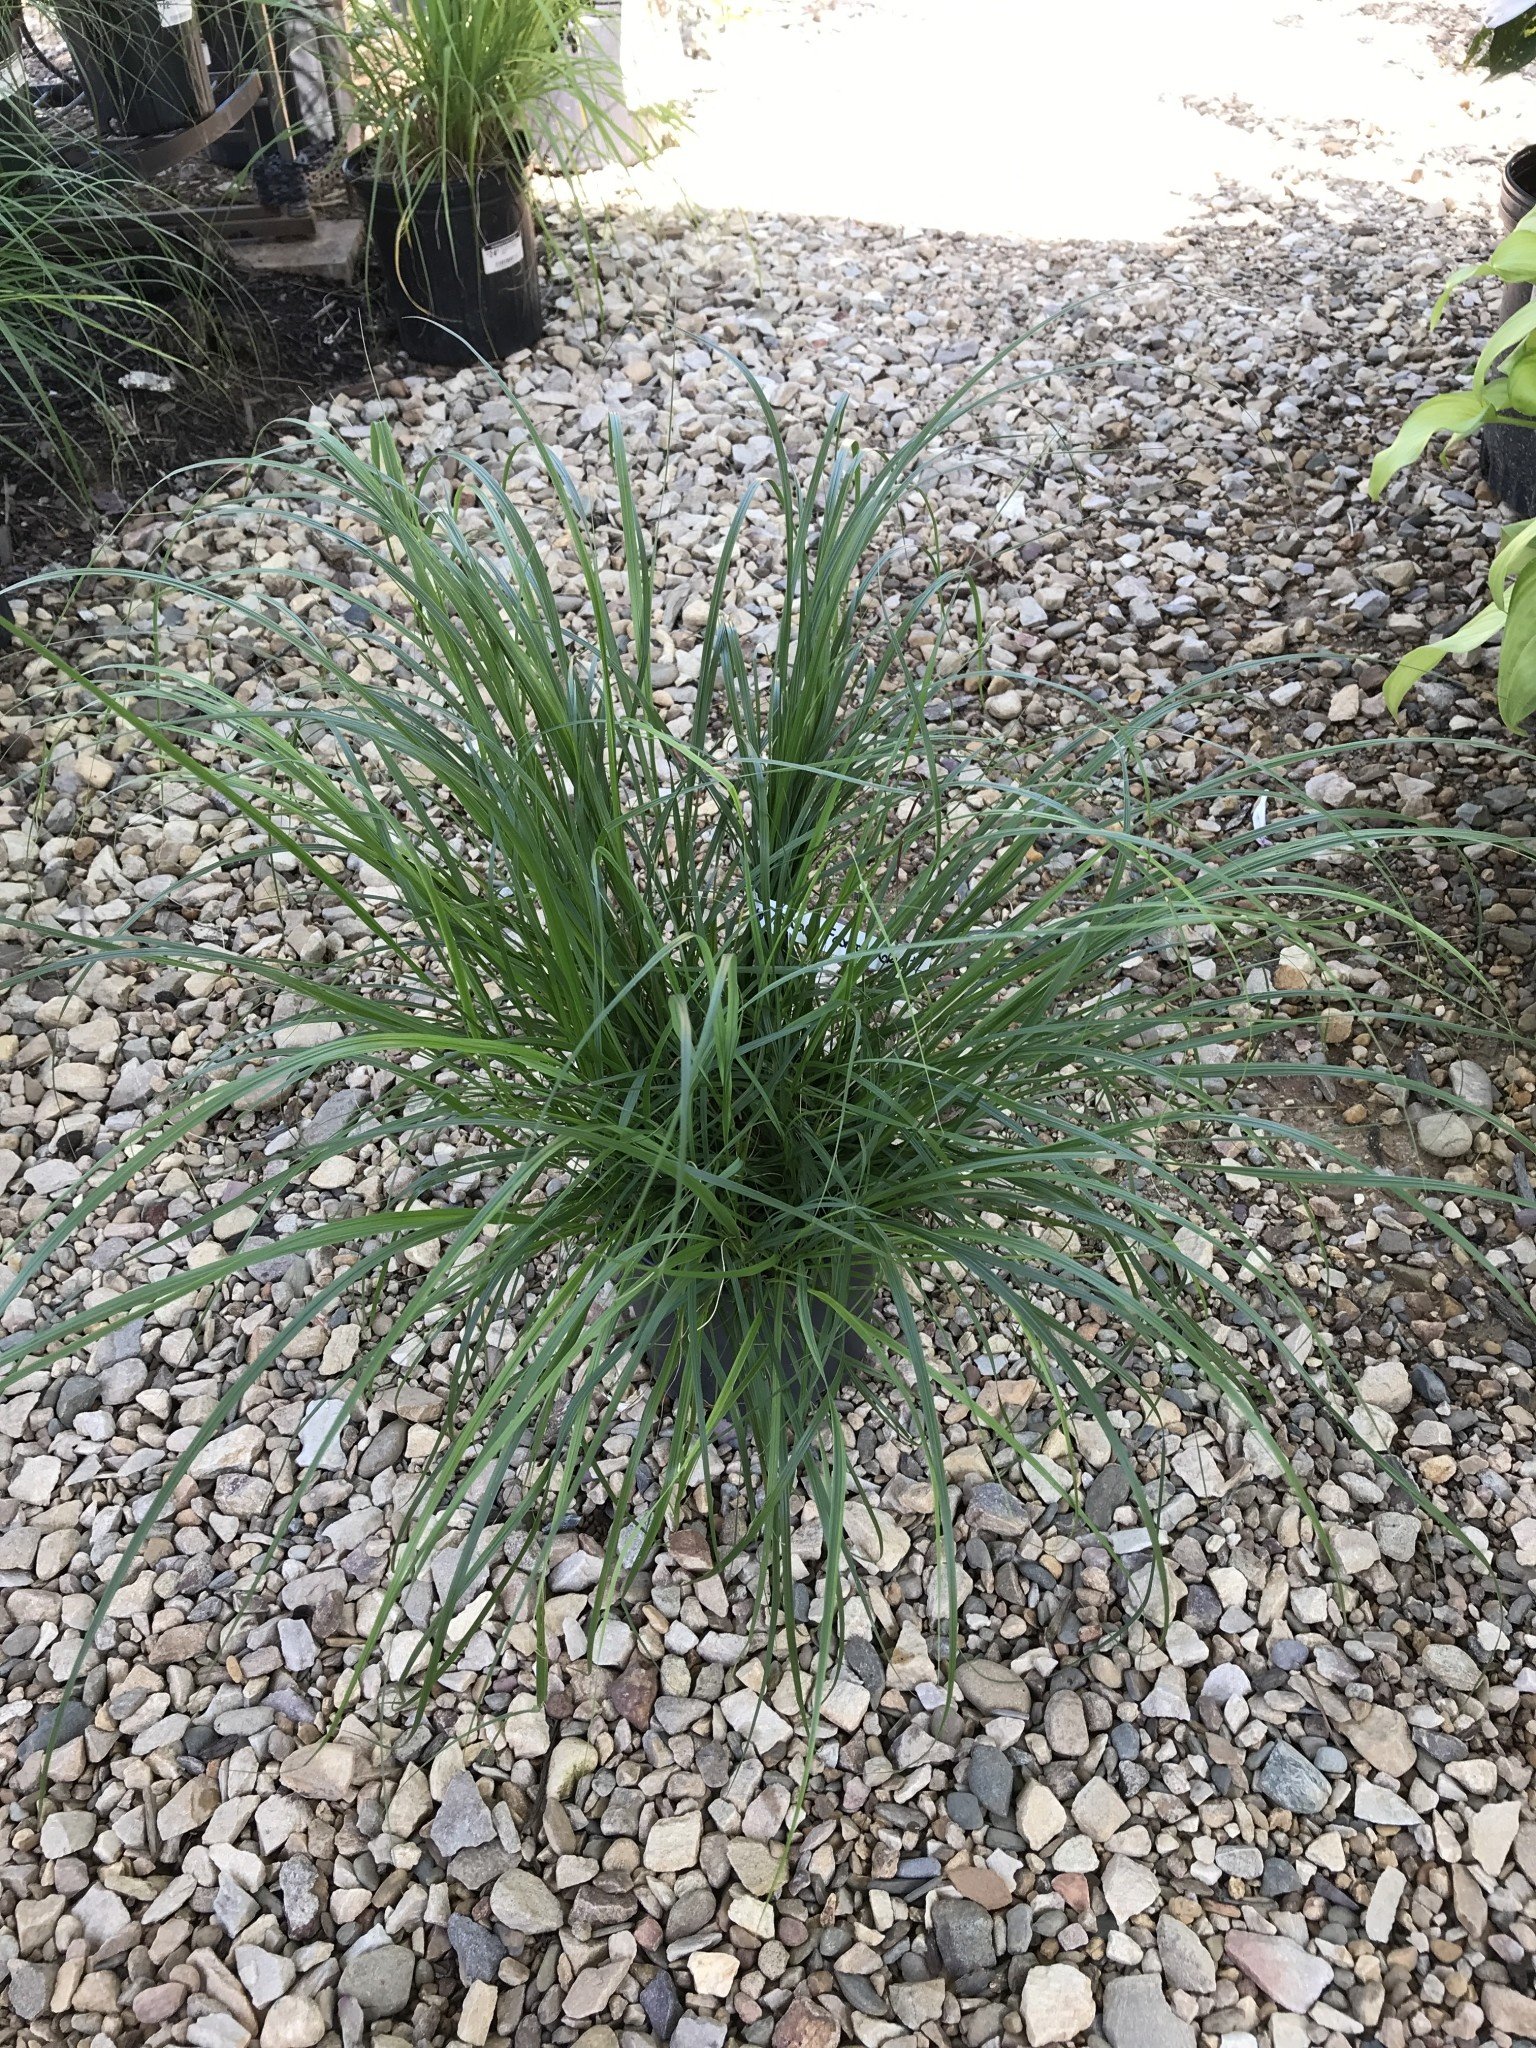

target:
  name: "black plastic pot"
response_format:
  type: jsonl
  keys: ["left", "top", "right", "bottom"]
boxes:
{"left": 59, "top": 0, "right": 213, "bottom": 139}
{"left": 346, "top": 155, "right": 543, "bottom": 366}
{"left": 199, "top": 0, "right": 270, "bottom": 168}
{"left": 1482, "top": 144, "right": 1536, "bottom": 518}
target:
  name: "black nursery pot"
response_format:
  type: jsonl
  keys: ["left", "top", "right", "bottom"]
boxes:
{"left": 1481, "top": 144, "right": 1536, "bottom": 519}
{"left": 61, "top": 0, "right": 213, "bottom": 139}
{"left": 346, "top": 155, "right": 543, "bottom": 366}
{"left": 199, "top": 0, "right": 271, "bottom": 169}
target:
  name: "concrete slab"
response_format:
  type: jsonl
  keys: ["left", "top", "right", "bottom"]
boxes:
{"left": 230, "top": 216, "right": 364, "bottom": 287}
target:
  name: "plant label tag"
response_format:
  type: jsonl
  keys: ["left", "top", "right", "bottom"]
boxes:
{"left": 0, "top": 52, "right": 25, "bottom": 96}
{"left": 157, "top": 0, "right": 194, "bottom": 25}
{"left": 481, "top": 234, "right": 524, "bottom": 276}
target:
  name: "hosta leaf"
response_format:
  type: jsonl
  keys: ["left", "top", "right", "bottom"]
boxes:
{"left": 1369, "top": 388, "right": 1493, "bottom": 497}
{"left": 1474, "top": 297, "right": 1536, "bottom": 390}
{"left": 1382, "top": 602, "right": 1506, "bottom": 714}
{"left": 1497, "top": 557, "right": 1536, "bottom": 725}
{"left": 1488, "top": 515, "right": 1536, "bottom": 601}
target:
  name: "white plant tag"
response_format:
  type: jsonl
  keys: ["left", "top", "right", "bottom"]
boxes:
{"left": 481, "top": 234, "right": 524, "bottom": 276}
{"left": 157, "top": 0, "right": 194, "bottom": 26}
{"left": 0, "top": 53, "right": 25, "bottom": 97}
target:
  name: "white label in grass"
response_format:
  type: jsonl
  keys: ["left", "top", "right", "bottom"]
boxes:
{"left": 157, "top": 0, "right": 194, "bottom": 26}
{"left": 481, "top": 233, "right": 524, "bottom": 276}
{"left": 0, "top": 53, "right": 25, "bottom": 97}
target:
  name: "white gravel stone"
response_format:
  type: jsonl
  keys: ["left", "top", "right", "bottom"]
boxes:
{"left": 1022, "top": 1963, "right": 1097, "bottom": 2046}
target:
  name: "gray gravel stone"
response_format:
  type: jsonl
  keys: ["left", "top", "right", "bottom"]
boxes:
{"left": 1102, "top": 1974, "right": 1194, "bottom": 2048}
{"left": 447, "top": 1914, "right": 505, "bottom": 1985}
{"left": 967, "top": 1742, "right": 1015, "bottom": 1816}
{"left": 1255, "top": 1740, "right": 1332, "bottom": 1815}
{"left": 931, "top": 1894, "right": 998, "bottom": 1974}
{"left": 338, "top": 1940, "right": 414, "bottom": 2019}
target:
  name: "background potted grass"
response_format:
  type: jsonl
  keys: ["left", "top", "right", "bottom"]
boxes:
{"left": 0, "top": 105, "right": 248, "bottom": 504}
{"left": 335, "top": 0, "right": 637, "bottom": 363}
{"left": 5, "top": 370, "right": 1531, "bottom": 1781}
{"left": 46, "top": 0, "right": 216, "bottom": 140}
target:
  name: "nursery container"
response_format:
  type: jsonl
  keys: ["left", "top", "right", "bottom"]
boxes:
{"left": 59, "top": 0, "right": 214, "bottom": 138}
{"left": 1482, "top": 144, "right": 1536, "bottom": 518}
{"left": 346, "top": 155, "right": 542, "bottom": 364}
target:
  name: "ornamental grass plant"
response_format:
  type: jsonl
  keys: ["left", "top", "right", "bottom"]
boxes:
{"left": 5, "top": 370, "right": 1529, "bottom": 1761}
{"left": 0, "top": 124, "right": 241, "bottom": 500}
{"left": 335, "top": 0, "right": 646, "bottom": 223}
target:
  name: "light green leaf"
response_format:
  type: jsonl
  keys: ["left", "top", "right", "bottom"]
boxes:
{"left": 1474, "top": 296, "right": 1536, "bottom": 390}
{"left": 1382, "top": 602, "right": 1506, "bottom": 714}
{"left": 1488, "top": 223, "right": 1536, "bottom": 283}
{"left": 1431, "top": 230, "right": 1536, "bottom": 324}
{"left": 1488, "top": 516, "right": 1536, "bottom": 602}
{"left": 1497, "top": 557, "right": 1536, "bottom": 725}
{"left": 1368, "top": 389, "right": 1492, "bottom": 499}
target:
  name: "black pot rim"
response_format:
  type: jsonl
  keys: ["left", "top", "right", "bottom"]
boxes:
{"left": 1504, "top": 143, "right": 1536, "bottom": 213}
{"left": 342, "top": 145, "right": 527, "bottom": 204}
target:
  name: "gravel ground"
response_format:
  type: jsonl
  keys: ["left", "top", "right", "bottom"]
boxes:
{"left": 6, "top": 7, "right": 1536, "bottom": 2048}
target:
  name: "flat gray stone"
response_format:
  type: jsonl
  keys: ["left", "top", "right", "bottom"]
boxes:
{"left": 447, "top": 1914, "right": 505, "bottom": 1985}
{"left": 491, "top": 1869, "right": 563, "bottom": 1935}
{"left": 1416, "top": 1110, "right": 1472, "bottom": 1159}
{"left": 1043, "top": 1691, "right": 1089, "bottom": 1759}
{"left": 1420, "top": 1643, "right": 1481, "bottom": 1692}
{"left": 1157, "top": 1913, "right": 1216, "bottom": 1995}
{"left": 1225, "top": 1932, "right": 1333, "bottom": 2014}
{"left": 338, "top": 1939, "right": 413, "bottom": 2019}
{"left": 955, "top": 1662, "right": 1032, "bottom": 1715}
{"left": 967, "top": 1743, "right": 1015, "bottom": 1817}
{"left": 1102, "top": 1974, "right": 1194, "bottom": 2048}
{"left": 430, "top": 1771, "right": 496, "bottom": 1860}
{"left": 931, "top": 1893, "right": 997, "bottom": 1974}
{"left": 1255, "top": 1741, "right": 1331, "bottom": 1816}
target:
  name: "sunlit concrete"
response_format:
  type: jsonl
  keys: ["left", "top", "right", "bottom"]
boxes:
{"left": 595, "top": 0, "right": 1534, "bottom": 241}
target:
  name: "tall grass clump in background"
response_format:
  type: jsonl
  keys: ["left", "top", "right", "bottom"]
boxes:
{"left": 337, "top": 0, "right": 642, "bottom": 214}
{"left": 0, "top": 125, "right": 241, "bottom": 499}
{"left": 4, "top": 370, "right": 1528, "bottom": 1761}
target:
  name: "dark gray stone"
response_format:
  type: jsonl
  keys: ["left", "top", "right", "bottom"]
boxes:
{"left": 665, "top": 1889, "right": 717, "bottom": 1943}
{"left": 1255, "top": 1740, "right": 1331, "bottom": 1816}
{"left": 307, "top": 1087, "right": 367, "bottom": 1144}
{"left": 931, "top": 1895, "right": 997, "bottom": 1975}
{"left": 946, "top": 1789, "right": 985, "bottom": 1831}
{"left": 1084, "top": 1462, "right": 1131, "bottom": 1525}
{"left": 1409, "top": 1362, "right": 1449, "bottom": 1407}
{"left": 448, "top": 1914, "right": 505, "bottom": 1985}
{"left": 17, "top": 1699, "right": 91, "bottom": 1763}
{"left": 358, "top": 1419, "right": 409, "bottom": 1480}
{"left": 843, "top": 1635, "right": 885, "bottom": 1695}
{"left": 966, "top": 1744, "right": 1015, "bottom": 1818}
{"left": 1182, "top": 1581, "right": 1223, "bottom": 1634}
{"left": 1261, "top": 1856, "right": 1301, "bottom": 1898}
{"left": 53, "top": 1374, "right": 101, "bottom": 1426}
{"left": 1003, "top": 1905, "right": 1035, "bottom": 1956}
{"left": 641, "top": 1968, "right": 683, "bottom": 2040}
{"left": 837, "top": 1970, "right": 887, "bottom": 2017}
